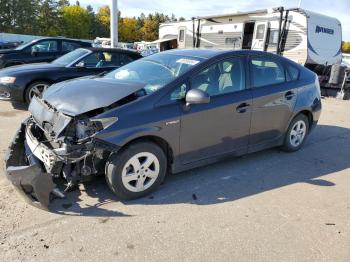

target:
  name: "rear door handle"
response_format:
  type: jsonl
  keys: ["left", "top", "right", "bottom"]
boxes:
{"left": 236, "top": 103, "right": 250, "bottom": 113}
{"left": 285, "top": 91, "right": 295, "bottom": 100}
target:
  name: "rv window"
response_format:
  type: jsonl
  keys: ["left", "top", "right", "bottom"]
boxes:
{"left": 268, "top": 30, "right": 279, "bottom": 45}
{"left": 250, "top": 57, "right": 286, "bottom": 88}
{"left": 256, "top": 24, "right": 266, "bottom": 40}
{"left": 225, "top": 38, "right": 240, "bottom": 45}
{"left": 179, "top": 30, "right": 185, "bottom": 42}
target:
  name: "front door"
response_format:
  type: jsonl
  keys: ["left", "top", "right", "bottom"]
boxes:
{"left": 28, "top": 40, "right": 60, "bottom": 63}
{"left": 180, "top": 56, "right": 252, "bottom": 164}
{"left": 252, "top": 21, "right": 269, "bottom": 51}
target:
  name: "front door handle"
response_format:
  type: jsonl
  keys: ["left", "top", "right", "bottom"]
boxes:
{"left": 285, "top": 91, "right": 295, "bottom": 100}
{"left": 236, "top": 103, "right": 250, "bottom": 113}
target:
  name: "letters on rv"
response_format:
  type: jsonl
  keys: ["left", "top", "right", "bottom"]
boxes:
{"left": 315, "top": 25, "right": 334, "bottom": 35}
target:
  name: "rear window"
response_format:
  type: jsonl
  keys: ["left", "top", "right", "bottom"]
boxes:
{"left": 286, "top": 64, "right": 300, "bottom": 81}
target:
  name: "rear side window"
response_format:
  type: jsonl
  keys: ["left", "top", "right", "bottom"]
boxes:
{"left": 62, "top": 41, "right": 81, "bottom": 52}
{"left": 118, "top": 53, "right": 134, "bottom": 66}
{"left": 286, "top": 64, "right": 300, "bottom": 81}
{"left": 250, "top": 57, "right": 286, "bottom": 88}
{"left": 95, "top": 52, "right": 134, "bottom": 67}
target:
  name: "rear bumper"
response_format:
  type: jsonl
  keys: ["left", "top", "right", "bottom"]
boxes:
{"left": 5, "top": 121, "right": 55, "bottom": 210}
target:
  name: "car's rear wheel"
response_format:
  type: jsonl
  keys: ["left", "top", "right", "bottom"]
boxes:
{"left": 25, "top": 81, "right": 50, "bottom": 104}
{"left": 105, "top": 142, "right": 167, "bottom": 200}
{"left": 282, "top": 114, "right": 309, "bottom": 152}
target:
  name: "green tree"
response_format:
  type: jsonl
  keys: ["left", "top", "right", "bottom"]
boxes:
{"left": 342, "top": 42, "right": 350, "bottom": 54}
{"left": 119, "top": 18, "right": 141, "bottom": 42}
{"left": 96, "top": 6, "right": 110, "bottom": 37}
{"left": 61, "top": 5, "right": 91, "bottom": 38}
{"left": 38, "top": 0, "right": 60, "bottom": 36}
{"left": 0, "top": 0, "right": 40, "bottom": 34}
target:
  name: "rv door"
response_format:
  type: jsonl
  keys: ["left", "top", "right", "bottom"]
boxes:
{"left": 178, "top": 27, "right": 186, "bottom": 49}
{"left": 252, "top": 21, "right": 269, "bottom": 51}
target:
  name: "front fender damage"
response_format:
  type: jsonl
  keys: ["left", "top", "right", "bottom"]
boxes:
{"left": 5, "top": 121, "right": 56, "bottom": 210}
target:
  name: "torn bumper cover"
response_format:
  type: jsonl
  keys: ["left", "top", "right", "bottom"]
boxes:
{"left": 5, "top": 121, "right": 55, "bottom": 210}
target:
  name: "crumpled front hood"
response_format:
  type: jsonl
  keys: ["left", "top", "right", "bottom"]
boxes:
{"left": 42, "top": 77, "right": 146, "bottom": 116}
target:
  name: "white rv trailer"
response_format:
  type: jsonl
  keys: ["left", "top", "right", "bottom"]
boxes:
{"left": 158, "top": 8, "right": 342, "bottom": 68}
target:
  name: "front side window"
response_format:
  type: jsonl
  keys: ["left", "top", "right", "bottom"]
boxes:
{"left": 78, "top": 52, "right": 107, "bottom": 68}
{"left": 170, "top": 83, "right": 188, "bottom": 101}
{"left": 30, "top": 40, "right": 58, "bottom": 52}
{"left": 191, "top": 57, "right": 245, "bottom": 96}
{"left": 105, "top": 53, "right": 203, "bottom": 95}
{"left": 250, "top": 57, "right": 286, "bottom": 88}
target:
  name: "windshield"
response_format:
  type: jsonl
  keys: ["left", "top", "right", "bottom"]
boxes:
{"left": 104, "top": 53, "right": 203, "bottom": 94}
{"left": 52, "top": 48, "right": 90, "bottom": 66}
{"left": 15, "top": 39, "right": 37, "bottom": 50}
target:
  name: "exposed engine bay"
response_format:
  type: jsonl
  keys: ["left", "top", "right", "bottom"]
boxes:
{"left": 5, "top": 79, "right": 147, "bottom": 209}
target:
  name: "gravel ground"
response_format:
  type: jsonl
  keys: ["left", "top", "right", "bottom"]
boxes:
{"left": 0, "top": 98, "right": 349, "bottom": 262}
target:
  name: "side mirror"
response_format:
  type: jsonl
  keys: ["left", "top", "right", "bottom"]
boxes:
{"left": 185, "top": 89, "right": 210, "bottom": 106}
{"left": 75, "top": 61, "right": 85, "bottom": 68}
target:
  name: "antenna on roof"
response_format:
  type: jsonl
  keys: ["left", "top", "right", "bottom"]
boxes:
{"left": 298, "top": 0, "right": 303, "bottom": 8}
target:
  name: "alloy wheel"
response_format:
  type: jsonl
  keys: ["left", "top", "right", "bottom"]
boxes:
{"left": 289, "top": 120, "right": 307, "bottom": 147}
{"left": 121, "top": 152, "right": 160, "bottom": 193}
{"left": 28, "top": 83, "right": 49, "bottom": 101}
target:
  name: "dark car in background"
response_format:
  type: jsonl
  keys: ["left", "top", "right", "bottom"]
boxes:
{"left": 0, "top": 37, "right": 91, "bottom": 68}
{"left": 0, "top": 41, "right": 22, "bottom": 50}
{"left": 0, "top": 47, "right": 142, "bottom": 104}
{"left": 5, "top": 49, "right": 322, "bottom": 208}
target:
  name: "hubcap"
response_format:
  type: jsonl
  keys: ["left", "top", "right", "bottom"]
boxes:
{"left": 121, "top": 152, "right": 160, "bottom": 193}
{"left": 28, "top": 83, "right": 49, "bottom": 101}
{"left": 290, "top": 120, "right": 307, "bottom": 147}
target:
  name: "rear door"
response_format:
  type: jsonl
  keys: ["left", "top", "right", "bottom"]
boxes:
{"left": 179, "top": 56, "right": 252, "bottom": 164}
{"left": 251, "top": 21, "right": 269, "bottom": 51}
{"left": 248, "top": 55, "right": 298, "bottom": 146}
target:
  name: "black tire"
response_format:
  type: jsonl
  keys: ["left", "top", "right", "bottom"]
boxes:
{"left": 281, "top": 114, "right": 309, "bottom": 152}
{"left": 105, "top": 142, "right": 167, "bottom": 200}
{"left": 25, "top": 81, "right": 50, "bottom": 104}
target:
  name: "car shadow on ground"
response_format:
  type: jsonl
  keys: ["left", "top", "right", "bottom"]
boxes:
{"left": 11, "top": 102, "right": 28, "bottom": 111}
{"left": 49, "top": 124, "right": 350, "bottom": 216}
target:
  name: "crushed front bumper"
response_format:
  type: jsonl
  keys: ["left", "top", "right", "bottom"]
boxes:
{"left": 5, "top": 121, "right": 55, "bottom": 210}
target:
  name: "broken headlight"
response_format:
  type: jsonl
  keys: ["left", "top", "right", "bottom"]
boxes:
{"left": 76, "top": 117, "right": 118, "bottom": 140}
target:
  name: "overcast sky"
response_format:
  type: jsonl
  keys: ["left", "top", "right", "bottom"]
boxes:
{"left": 73, "top": 0, "right": 350, "bottom": 40}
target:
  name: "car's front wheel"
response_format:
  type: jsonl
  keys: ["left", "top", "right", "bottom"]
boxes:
{"left": 105, "top": 142, "right": 167, "bottom": 200}
{"left": 25, "top": 81, "right": 50, "bottom": 104}
{"left": 282, "top": 114, "right": 309, "bottom": 152}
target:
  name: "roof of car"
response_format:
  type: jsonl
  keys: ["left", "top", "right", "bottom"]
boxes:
{"left": 34, "top": 37, "right": 90, "bottom": 42}
{"left": 162, "top": 48, "right": 278, "bottom": 59}
{"left": 84, "top": 47, "right": 141, "bottom": 55}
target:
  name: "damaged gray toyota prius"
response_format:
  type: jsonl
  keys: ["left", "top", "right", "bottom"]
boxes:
{"left": 5, "top": 49, "right": 322, "bottom": 209}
